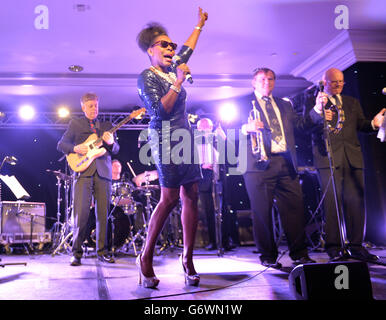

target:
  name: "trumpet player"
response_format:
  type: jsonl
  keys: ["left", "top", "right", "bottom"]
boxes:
{"left": 241, "top": 67, "right": 315, "bottom": 268}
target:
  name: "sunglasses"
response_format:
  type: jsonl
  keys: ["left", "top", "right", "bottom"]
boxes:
{"left": 151, "top": 40, "right": 177, "bottom": 51}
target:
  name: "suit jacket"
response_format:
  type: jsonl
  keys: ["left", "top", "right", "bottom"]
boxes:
{"left": 57, "top": 116, "right": 120, "bottom": 180}
{"left": 245, "top": 94, "right": 311, "bottom": 173}
{"left": 309, "top": 95, "right": 373, "bottom": 169}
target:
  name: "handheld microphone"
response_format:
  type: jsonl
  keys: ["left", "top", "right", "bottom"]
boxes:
{"left": 318, "top": 80, "right": 332, "bottom": 109}
{"left": 172, "top": 55, "right": 193, "bottom": 84}
{"left": 318, "top": 80, "right": 324, "bottom": 92}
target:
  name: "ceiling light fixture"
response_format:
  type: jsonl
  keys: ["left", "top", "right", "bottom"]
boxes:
{"left": 68, "top": 65, "right": 84, "bottom": 72}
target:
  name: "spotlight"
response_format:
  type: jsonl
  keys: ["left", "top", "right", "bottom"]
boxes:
{"left": 218, "top": 102, "right": 238, "bottom": 123}
{"left": 57, "top": 107, "right": 70, "bottom": 118}
{"left": 18, "top": 105, "right": 36, "bottom": 120}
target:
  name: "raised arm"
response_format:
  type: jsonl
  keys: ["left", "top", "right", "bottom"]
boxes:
{"left": 183, "top": 7, "right": 208, "bottom": 51}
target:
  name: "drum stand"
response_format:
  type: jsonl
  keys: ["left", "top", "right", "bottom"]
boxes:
{"left": 124, "top": 186, "right": 153, "bottom": 256}
{"left": 108, "top": 194, "right": 125, "bottom": 255}
{"left": 50, "top": 173, "right": 64, "bottom": 248}
{"left": 51, "top": 173, "right": 74, "bottom": 256}
{"left": 157, "top": 202, "right": 183, "bottom": 254}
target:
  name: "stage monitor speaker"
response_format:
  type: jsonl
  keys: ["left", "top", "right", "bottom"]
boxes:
{"left": 288, "top": 261, "right": 373, "bottom": 300}
{"left": 0, "top": 201, "right": 46, "bottom": 243}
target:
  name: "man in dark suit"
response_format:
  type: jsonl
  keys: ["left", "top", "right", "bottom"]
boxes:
{"left": 309, "top": 67, "right": 385, "bottom": 262}
{"left": 241, "top": 67, "right": 315, "bottom": 268}
{"left": 57, "top": 93, "right": 120, "bottom": 265}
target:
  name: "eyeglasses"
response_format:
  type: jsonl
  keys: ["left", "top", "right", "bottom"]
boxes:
{"left": 327, "top": 80, "right": 345, "bottom": 85}
{"left": 151, "top": 40, "right": 177, "bottom": 51}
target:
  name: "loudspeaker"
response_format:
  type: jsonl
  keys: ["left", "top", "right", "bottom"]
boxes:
{"left": 289, "top": 261, "right": 373, "bottom": 300}
{"left": 0, "top": 201, "right": 48, "bottom": 244}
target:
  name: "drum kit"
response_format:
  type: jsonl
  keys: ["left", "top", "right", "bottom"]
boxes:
{"left": 48, "top": 166, "right": 183, "bottom": 257}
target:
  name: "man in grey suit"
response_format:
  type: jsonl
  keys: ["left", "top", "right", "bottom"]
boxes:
{"left": 309, "top": 67, "right": 385, "bottom": 261}
{"left": 57, "top": 93, "right": 120, "bottom": 265}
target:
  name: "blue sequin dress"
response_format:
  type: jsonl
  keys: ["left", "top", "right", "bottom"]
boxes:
{"left": 137, "top": 45, "right": 201, "bottom": 188}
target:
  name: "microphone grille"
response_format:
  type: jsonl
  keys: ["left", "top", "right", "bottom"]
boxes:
{"left": 172, "top": 55, "right": 181, "bottom": 64}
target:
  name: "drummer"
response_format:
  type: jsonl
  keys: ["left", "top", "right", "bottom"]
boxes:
{"left": 112, "top": 159, "right": 123, "bottom": 182}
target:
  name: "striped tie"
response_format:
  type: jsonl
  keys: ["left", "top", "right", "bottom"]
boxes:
{"left": 262, "top": 96, "right": 282, "bottom": 144}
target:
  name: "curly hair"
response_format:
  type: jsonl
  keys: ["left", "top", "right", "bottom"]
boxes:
{"left": 136, "top": 22, "right": 168, "bottom": 52}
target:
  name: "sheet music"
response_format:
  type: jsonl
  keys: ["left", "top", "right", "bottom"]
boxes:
{"left": 0, "top": 175, "right": 30, "bottom": 200}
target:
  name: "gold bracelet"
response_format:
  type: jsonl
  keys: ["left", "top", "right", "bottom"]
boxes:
{"left": 170, "top": 85, "right": 181, "bottom": 93}
{"left": 195, "top": 26, "right": 202, "bottom": 31}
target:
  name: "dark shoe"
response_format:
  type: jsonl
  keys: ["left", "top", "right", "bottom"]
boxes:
{"left": 70, "top": 256, "right": 81, "bottom": 266}
{"left": 260, "top": 258, "right": 282, "bottom": 269}
{"left": 292, "top": 255, "right": 316, "bottom": 266}
{"left": 349, "top": 246, "right": 379, "bottom": 262}
{"left": 97, "top": 254, "right": 115, "bottom": 263}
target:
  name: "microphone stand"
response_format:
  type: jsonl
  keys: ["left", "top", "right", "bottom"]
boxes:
{"left": 212, "top": 133, "right": 224, "bottom": 257}
{"left": 320, "top": 99, "right": 349, "bottom": 259}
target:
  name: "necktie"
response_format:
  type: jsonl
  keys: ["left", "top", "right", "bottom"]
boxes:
{"left": 89, "top": 120, "right": 97, "bottom": 133}
{"left": 262, "top": 96, "right": 282, "bottom": 144}
{"left": 330, "top": 95, "right": 345, "bottom": 133}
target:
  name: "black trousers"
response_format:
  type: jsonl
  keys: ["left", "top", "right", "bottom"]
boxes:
{"left": 198, "top": 169, "right": 216, "bottom": 246}
{"left": 317, "top": 155, "right": 365, "bottom": 250}
{"left": 72, "top": 172, "right": 111, "bottom": 258}
{"left": 243, "top": 154, "right": 308, "bottom": 261}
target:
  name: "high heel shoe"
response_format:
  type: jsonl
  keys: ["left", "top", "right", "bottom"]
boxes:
{"left": 136, "top": 254, "right": 160, "bottom": 289}
{"left": 180, "top": 255, "right": 200, "bottom": 286}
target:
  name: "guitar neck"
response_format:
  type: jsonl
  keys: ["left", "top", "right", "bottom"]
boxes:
{"left": 108, "top": 114, "right": 134, "bottom": 134}
{"left": 92, "top": 112, "right": 139, "bottom": 146}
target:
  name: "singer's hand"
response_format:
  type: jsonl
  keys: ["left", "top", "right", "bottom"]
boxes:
{"left": 176, "top": 63, "right": 190, "bottom": 83}
{"left": 198, "top": 7, "right": 208, "bottom": 28}
{"left": 373, "top": 108, "right": 386, "bottom": 129}
{"left": 315, "top": 92, "right": 329, "bottom": 113}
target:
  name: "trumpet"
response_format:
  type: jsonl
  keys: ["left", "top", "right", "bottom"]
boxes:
{"left": 250, "top": 100, "right": 268, "bottom": 163}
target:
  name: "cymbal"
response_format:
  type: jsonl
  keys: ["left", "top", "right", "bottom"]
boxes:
{"left": 46, "top": 169, "right": 72, "bottom": 181}
{"left": 135, "top": 185, "right": 160, "bottom": 191}
{"left": 132, "top": 170, "right": 159, "bottom": 186}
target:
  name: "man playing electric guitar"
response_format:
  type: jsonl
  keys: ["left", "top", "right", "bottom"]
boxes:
{"left": 57, "top": 92, "right": 120, "bottom": 266}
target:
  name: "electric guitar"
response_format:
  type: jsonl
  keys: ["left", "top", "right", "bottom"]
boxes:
{"left": 66, "top": 108, "right": 146, "bottom": 172}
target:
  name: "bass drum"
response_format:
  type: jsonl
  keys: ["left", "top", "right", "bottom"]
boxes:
{"left": 85, "top": 205, "right": 131, "bottom": 250}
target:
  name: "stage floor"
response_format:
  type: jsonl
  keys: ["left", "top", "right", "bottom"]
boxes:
{"left": 0, "top": 245, "right": 385, "bottom": 301}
